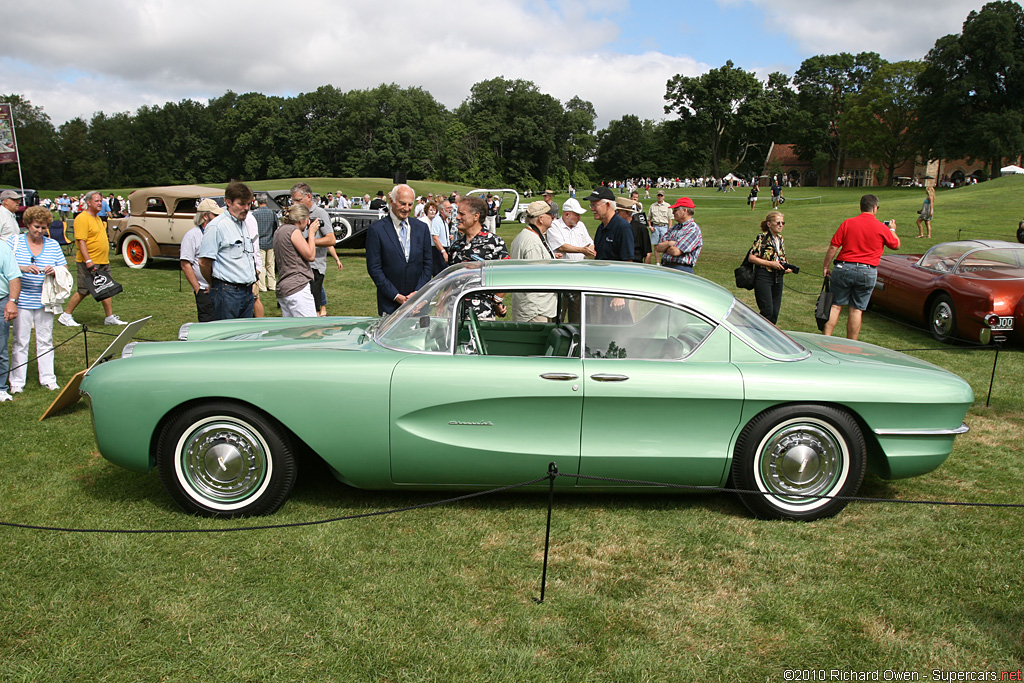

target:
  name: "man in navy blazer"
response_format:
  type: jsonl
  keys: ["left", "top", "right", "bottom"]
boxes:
{"left": 365, "top": 184, "right": 433, "bottom": 315}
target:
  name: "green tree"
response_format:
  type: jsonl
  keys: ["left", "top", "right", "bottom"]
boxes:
{"left": 790, "top": 52, "right": 886, "bottom": 185}
{"left": 456, "top": 78, "right": 567, "bottom": 188}
{"left": 841, "top": 61, "right": 925, "bottom": 186}
{"left": 594, "top": 115, "right": 659, "bottom": 180}
{"left": 560, "top": 96, "right": 597, "bottom": 188}
{"left": 664, "top": 61, "right": 766, "bottom": 178}
{"left": 917, "top": 1, "right": 1024, "bottom": 176}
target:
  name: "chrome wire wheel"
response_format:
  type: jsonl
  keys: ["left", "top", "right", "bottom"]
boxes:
{"left": 930, "top": 294, "right": 956, "bottom": 342}
{"left": 174, "top": 416, "right": 272, "bottom": 510}
{"left": 752, "top": 418, "right": 849, "bottom": 513}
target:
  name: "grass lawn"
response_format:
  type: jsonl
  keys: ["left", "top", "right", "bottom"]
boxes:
{"left": 1, "top": 177, "right": 1023, "bottom": 681}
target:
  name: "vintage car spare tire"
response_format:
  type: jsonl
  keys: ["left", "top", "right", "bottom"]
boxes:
{"left": 122, "top": 234, "right": 150, "bottom": 269}
{"left": 157, "top": 402, "right": 297, "bottom": 517}
{"left": 332, "top": 216, "right": 353, "bottom": 245}
{"left": 732, "top": 404, "right": 867, "bottom": 521}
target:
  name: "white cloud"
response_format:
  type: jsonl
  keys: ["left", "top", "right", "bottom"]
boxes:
{"left": 1, "top": 0, "right": 705, "bottom": 128}
{"left": 0, "top": 0, "right": 991, "bottom": 132}
{"left": 729, "top": 0, "right": 987, "bottom": 62}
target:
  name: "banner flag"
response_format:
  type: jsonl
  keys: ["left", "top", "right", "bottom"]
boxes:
{"left": 0, "top": 103, "right": 19, "bottom": 165}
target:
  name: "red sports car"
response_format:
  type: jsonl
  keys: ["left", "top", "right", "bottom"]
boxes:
{"left": 872, "top": 240, "right": 1024, "bottom": 344}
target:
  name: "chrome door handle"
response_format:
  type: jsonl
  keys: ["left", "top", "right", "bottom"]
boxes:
{"left": 540, "top": 373, "right": 579, "bottom": 381}
{"left": 590, "top": 373, "right": 629, "bottom": 382}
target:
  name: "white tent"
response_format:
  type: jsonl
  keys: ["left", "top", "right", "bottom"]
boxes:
{"left": 723, "top": 172, "right": 741, "bottom": 181}
{"left": 1000, "top": 164, "right": 1024, "bottom": 174}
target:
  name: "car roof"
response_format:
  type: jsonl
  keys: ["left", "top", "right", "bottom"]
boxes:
{"left": 934, "top": 239, "right": 1024, "bottom": 250}
{"left": 480, "top": 260, "right": 737, "bottom": 319}
{"left": 127, "top": 185, "right": 224, "bottom": 215}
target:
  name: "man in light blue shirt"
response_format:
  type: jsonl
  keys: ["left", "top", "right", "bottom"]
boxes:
{"left": 0, "top": 239, "right": 22, "bottom": 401}
{"left": 199, "top": 182, "right": 257, "bottom": 320}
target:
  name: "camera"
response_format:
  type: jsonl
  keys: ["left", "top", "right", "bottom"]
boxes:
{"left": 884, "top": 220, "right": 892, "bottom": 227}
{"left": 779, "top": 261, "right": 799, "bottom": 274}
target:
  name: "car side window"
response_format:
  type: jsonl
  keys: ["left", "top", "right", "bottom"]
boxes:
{"left": 584, "top": 295, "right": 713, "bottom": 360}
{"left": 145, "top": 197, "right": 167, "bottom": 214}
{"left": 455, "top": 291, "right": 581, "bottom": 358}
{"left": 174, "top": 198, "right": 199, "bottom": 215}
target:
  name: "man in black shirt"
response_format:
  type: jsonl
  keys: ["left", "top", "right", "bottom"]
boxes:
{"left": 584, "top": 187, "right": 633, "bottom": 261}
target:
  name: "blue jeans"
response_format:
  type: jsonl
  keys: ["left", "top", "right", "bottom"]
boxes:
{"left": 665, "top": 264, "right": 694, "bottom": 273}
{"left": 0, "top": 297, "right": 10, "bottom": 392}
{"left": 210, "top": 280, "right": 254, "bottom": 320}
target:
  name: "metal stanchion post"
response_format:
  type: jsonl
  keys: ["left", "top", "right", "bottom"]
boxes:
{"left": 534, "top": 462, "right": 558, "bottom": 604}
{"left": 986, "top": 344, "right": 1000, "bottom": 407}
{"left": 82, "top": 324, "right": 89, "bottom": 367}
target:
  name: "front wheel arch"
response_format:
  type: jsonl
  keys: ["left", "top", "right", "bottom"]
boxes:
{"left": 731, "top": 403, "right": 867, "bottom": 521}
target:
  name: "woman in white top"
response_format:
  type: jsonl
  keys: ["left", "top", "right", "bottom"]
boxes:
{"left": 9, "top": 205, "right": 67, "bottom": 392}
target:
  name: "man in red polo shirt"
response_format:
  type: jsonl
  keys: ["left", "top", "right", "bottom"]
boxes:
{"left": 822, "top": 194, "right": 900, "bottom": 340}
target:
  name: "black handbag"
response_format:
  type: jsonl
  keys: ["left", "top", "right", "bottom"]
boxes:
{"left": 734, "top": 252, "right": 755, "bottom": 290}
{"left": 87, "top": 268, "right": 123, "bottom": 301}
{"left": 815, "top": 275, "right": 834, "bottom": 331}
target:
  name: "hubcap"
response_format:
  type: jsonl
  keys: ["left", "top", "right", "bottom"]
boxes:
{"left": 932, "top": 302, "right": 953, "bottom": 337}
{"left": 756, "top": 420, "right": 847, "bottom": 508}
{"left": 176, "top": 418, "right": 270, "bottom": 505}
{"left": 127, "top": 241, "right": 144, "bottom": 264}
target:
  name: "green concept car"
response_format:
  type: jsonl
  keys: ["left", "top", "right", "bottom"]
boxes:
{"left": 81, "top": 261, "right": 973, "bottom": 521}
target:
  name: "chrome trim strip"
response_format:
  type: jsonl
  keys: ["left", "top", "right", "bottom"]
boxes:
{"left": 873, "top": 422, "right": 969, "bottom": 436}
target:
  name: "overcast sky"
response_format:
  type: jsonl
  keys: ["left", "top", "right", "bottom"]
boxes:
{"left": 0, "top": 0, "right": 993, "bottom": 129}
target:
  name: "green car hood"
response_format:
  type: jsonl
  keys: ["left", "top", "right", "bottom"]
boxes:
{"left": 180, "top": 316, "right": 377, "bottom": 344}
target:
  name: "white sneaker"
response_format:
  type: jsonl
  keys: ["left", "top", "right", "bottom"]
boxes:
{"left": 9, "top": 385, "right": 23, "bottom": 394}
{"left": 0, "top": 391, "right": 11, "bottom": 402}
{"left": 58, "top": 312, "right": 80, "bottom": 327}
{"left": 43, "top": 382, "right": 60, "bottom": 391}
{"left": 104, "top": 314, "right": 127, "bottom": 326}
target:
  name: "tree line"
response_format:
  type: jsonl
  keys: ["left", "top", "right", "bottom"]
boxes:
{"left": 2, "top": 1, "right": 1021, "bottom": 192}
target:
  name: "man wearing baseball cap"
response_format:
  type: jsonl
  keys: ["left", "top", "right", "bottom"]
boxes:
{"left": 655, "top": 197, "right": 702, "bottom": 273}
{"left": 546, "top": 198, "right": 595, "bottom": 260}
{"left": 647, "top": 191, "right": 672, "bottom": 258}
{"left": 0, "top": 190, "right": 23, "bottom": 241}
{"left": 584, "top": 186, "right": 633, "bottom": 262}
{"left": 542, "top": 189, "right": 560, "bottom": 216}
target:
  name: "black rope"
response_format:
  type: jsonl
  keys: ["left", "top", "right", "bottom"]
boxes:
{"left": 0, "top": 476, "right": 550, "bottom": 534}
{"left": 3, "top": 329, "right": 84, "bottom": 373}
{"left": 553, "top": 472, "right": 1024, "bottom": 508}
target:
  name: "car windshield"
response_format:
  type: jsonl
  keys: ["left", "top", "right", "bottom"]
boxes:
{"left": 919, "top": 243, "right": 971, "bottom": 272}
{"left": 375, "top": 265, "right": 484, "bottom": 353}
{"left": 725, "top": 300, "right": 807, "bottom": 360}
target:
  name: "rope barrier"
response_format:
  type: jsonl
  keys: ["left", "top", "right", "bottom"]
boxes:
{"left": 0, "top": 476, "right": 550, "bottom": 534}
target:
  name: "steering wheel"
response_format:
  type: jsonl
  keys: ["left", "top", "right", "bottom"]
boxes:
{"left": 466, "top": 308, "right": 487, "bottom": 355}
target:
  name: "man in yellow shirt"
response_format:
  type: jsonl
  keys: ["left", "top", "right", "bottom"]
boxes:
{"left": 58, "top": 191, "right": 126, "bottom": 326}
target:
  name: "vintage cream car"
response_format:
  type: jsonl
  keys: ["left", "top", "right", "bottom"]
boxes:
{"left": 106, "top": 185, "right": 225, "bottom": 268}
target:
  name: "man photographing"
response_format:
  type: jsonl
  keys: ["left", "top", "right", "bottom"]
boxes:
{"left": 822, "top": 194, "right": 900, "bottom": 340}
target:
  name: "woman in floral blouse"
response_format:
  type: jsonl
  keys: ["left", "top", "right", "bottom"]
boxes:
{"left": 747, "top": 211, "right": 791, "bottom": 324}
